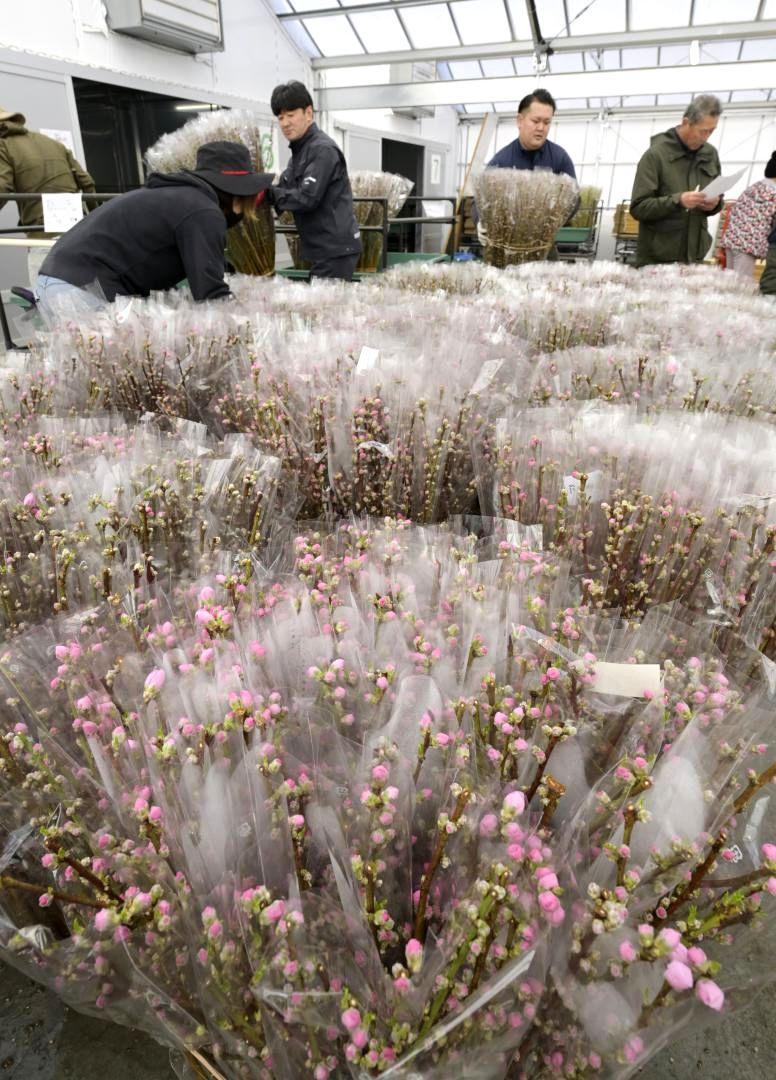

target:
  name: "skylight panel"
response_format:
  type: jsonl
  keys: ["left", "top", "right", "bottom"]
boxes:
{"left": 513, "top": 55, "right": 536, "bottom": 75}
{"left": 493, "top": 100, "right": 519, "bottom": 112}
{"left": 531, "top": 0, "right": 567, "bottom": 40}
{"left": 622, "top": 95, "right": 657, "bottom": 107}
{"left": 740, "top": 39, "right": 776, "bottom": 61}
{"left": 659, "top": 45, "right": 690, "bottom": 65}
{"left": 692, "top": 0, "right": 760, "bottom": 24}
{"left": 448, "top": 60, "right": 483, "bottom": 79}
{"left": 699, "top": 40, "right": 742, "bottom": 63}
{"left": 349, "top": 10, "right": 410, "bottom": 51}
{"left": 282, "top": 20, "right": 321, "bottom": 56}
{"left": 449, "top": 0, "right": 511, "bottom": 45}
{"left": 566, "top": 0, "right": 625, "bottom": 35}
{"left": 288, "top": 0, "right": 338, "bottom": 11}
{"left": 481, "top": 58, "right": 518, "bottom": 78}
{"left": 621, "top": 47, "right": 658, "bottom": 69}
{"left": 302, "top": 14, "right": 364, "bottom": 55}
{"left": 629, "top": 0, "right": 691, "bottom": 29}
{"left": 549, "top": 51, "right": 585, "bottom": 73}
{"left": 730, "top": 89, "right": 771, "bottom": 101}
{"left": 400, "top": 6, "right": 460, "bottom": 48}
{"left": 555, "top": 97, "right": 588, "bottom": 108}
{"left": 504, "top": 0, "right": 532, "bottom": 38}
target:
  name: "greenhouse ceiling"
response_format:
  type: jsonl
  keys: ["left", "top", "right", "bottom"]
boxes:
{"left": 270, "top": 0, "right": 776, "bottom": 114}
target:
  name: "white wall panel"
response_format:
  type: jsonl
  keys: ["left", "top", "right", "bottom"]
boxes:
{"left": 0, "top": 0, "right": 310, "bottom": 108}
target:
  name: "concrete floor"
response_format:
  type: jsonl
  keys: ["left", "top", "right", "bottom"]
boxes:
{"left": 0, "top": 961, "right": 773, "bottom": 1079}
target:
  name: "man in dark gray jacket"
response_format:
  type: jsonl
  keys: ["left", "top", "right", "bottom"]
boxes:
{"left": 270, "top": 81, "right": 361, "bottom": 281}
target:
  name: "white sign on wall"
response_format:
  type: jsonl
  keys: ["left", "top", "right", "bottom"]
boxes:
{"left": 40, "top": 129, "right": 76, "bottom": 155}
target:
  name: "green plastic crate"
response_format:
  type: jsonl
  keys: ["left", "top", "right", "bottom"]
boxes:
{"left": 384, "top": 252, "right": 451, "bottom": 267}
{"left": 554, "top": 226, "right": 593, "bottom": 243}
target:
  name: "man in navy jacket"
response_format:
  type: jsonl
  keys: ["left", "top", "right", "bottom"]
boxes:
{"left": 489, "top": 89, "right": 576, "bottom": 178}
{"left": 269, "top": 81, "right": 362, "bottom": 281}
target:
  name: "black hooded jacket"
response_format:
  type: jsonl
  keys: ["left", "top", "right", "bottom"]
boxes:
{"left": 40, "top": 172, "right": 231, "bottom": 301}
{"left": 272, "top": 124, "right": 361, "bottom": 262}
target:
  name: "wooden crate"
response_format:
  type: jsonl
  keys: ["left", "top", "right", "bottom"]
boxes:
{"left": 613, "top": 202, "right": 639, "bottom": 237}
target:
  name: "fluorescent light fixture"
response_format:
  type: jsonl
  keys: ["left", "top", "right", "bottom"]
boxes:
{"left": 175, "top": 103, "right": 222, "bottom": 111}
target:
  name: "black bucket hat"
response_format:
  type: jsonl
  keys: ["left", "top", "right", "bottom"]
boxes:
{"left": 192, "top": 140, "right": 274, "bottom": 196}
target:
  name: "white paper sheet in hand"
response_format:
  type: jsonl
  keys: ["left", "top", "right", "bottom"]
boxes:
{"left": 701, "top": 167, "right": 747, "bottom": 200}
{"left": 42, "top": 193, "right": 84, "bottom": 233}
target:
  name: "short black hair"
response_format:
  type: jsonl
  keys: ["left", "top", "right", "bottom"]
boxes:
{"left": 518, "top": 89, "right": 557, "bottom": 114}
{"left": 765, "top": 151, "right": 776, "bottom": 180}
{"left": 271, "top": 81, "right": 313, "bottom": 116}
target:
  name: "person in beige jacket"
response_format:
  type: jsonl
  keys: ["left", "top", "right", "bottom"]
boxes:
{"left": 0, "top": 107, "right": 96, "bottom": 285}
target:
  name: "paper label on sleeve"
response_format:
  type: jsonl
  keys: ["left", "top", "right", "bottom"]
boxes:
{"left": 592, "top": 661, "right": 662, "bottom": 698}
{"left": 563, "top": 469, "right": 604, "bottom": 507}
{"left": 470, "top": 358, "right": 503, "bottom": 396}
{"left": 356, "top": 346, "right": 379, "bottom": 373}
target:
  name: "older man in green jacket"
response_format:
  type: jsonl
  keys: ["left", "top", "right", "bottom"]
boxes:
{"left": 0, "top": 106, "right": 96, "bottom": 284}
{"left": 630, "top": 95, "right": 723, "bottom": 268}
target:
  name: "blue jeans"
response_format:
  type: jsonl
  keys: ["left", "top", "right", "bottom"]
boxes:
{"left": 35, "top": 274, "right": 107, "bottom": 321}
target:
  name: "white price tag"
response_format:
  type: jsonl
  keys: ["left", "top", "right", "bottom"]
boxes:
{"left": 356, "top": 346, "right": 379, "bottom": 373}
{"left": 42, "top": 193, "right": 84, "bottom": 233}
{"left": 563, "top": 469, "right": 604, "bottom": 507}
{"left": 592, "top": 661, "right": 662, "bottom": 699}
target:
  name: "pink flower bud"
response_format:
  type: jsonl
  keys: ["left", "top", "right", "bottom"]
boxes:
{"left": 658, "top": 927, "right": 681, "bottom": 949}
{"left": 665, "top": 960, "right": 694, "bottom": 991}
{"left": 503, "top": 790, "right": 526, "bottom": 813}
{"left": 695, "top": 978, "right": 724, "bottom": 1011}
{"left": 687, "top": 947, "right": 707, "bottom": 967}
{"left": 341, "top": 1007, "right": 361, "bottom": 1031}
{"left": 619, "top": 941, "right": 637, "bottom": 963}
{"left": 479, "top": 813, "right": 499, "bottom": 838}
{"left": 144, "top": 668, "right": 165, "bottom": 692}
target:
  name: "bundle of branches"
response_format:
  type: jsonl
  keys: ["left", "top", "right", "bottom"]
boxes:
{"left": 474, "top": 168, "right": 579, "bottom": 266}
{"left": 568, "top": 184, "right": 602, "bottom": 229}
{"left": 145, "top": 109, "right": 276, "bottom": 277}
{"left": 351, "top": 170, "right": 414, "bottom": 272}
{"left": 283, "top": 170, "right": 414, "bottom": 273}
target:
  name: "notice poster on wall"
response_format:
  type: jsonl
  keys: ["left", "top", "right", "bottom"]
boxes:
{"left": 40, "top": 129, "right": 77, "bottom": 155}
